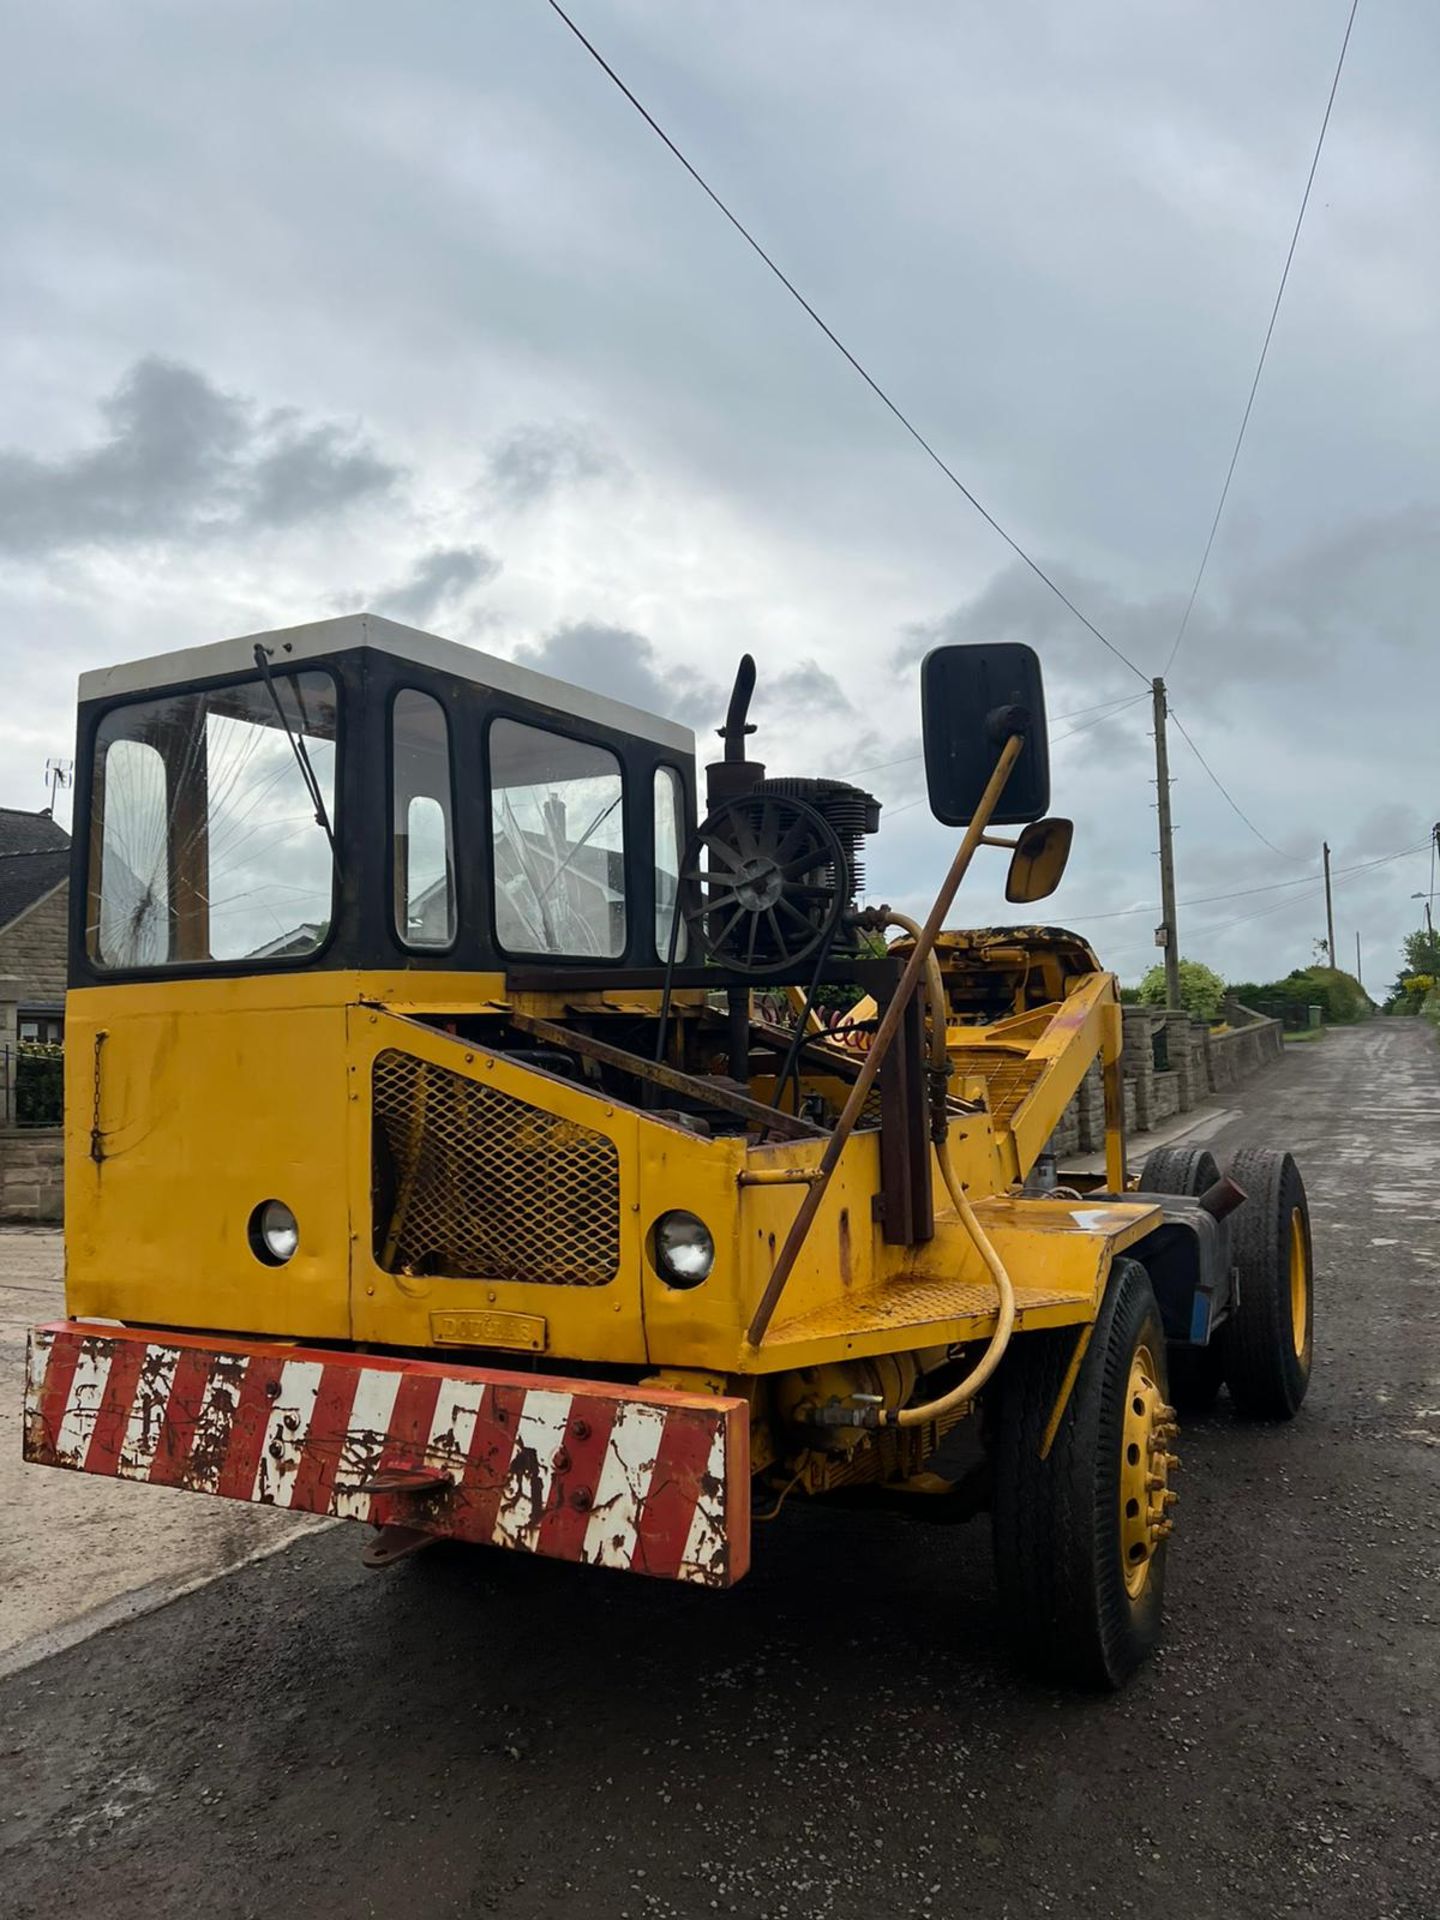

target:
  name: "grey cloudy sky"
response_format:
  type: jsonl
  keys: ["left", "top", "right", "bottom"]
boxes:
{"left": 3, "top": 0, "right": 1436, "bottom": 987}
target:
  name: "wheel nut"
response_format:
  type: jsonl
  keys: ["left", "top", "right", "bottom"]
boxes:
{"left": 1163, "top": 1489, "right": 1179, "bottom": 1508}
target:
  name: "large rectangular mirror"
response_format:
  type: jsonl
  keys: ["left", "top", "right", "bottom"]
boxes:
{"left": 920, "top": 641, "right": 1050, "bottom": 826}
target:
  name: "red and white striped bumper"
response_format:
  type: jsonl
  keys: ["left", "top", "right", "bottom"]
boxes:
{"left": 24, "top": 1322, "right": 750, "bottom": 1588}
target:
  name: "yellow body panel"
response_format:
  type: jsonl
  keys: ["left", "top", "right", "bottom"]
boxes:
{"left": 66, "top": 964, "right": 1152, "bottom": 1380}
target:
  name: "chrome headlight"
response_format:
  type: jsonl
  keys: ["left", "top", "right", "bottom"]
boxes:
{"left": 652, "top": 1211, "right": 715, "bottom": 1289}
{"left": 249, "top": 1198, "right": 299, "bottom": 1266}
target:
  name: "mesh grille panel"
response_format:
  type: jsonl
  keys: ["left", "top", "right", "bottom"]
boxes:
{"left": 372, "top": 1049, "right": 620, "bottom": 1285}
{"left": 948, "top": 1049, "right": 1044, "bottom": 1133}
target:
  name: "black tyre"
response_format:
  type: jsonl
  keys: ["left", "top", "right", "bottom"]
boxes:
{"left": 1138, "top": 1145, "right": 1221, "bottom": 1197}
{"left": 1138, "top": 1145, "right": 1226, "bottom": 1413}
{"left": 991, "top": 1258, "right": 1177, "bottom": 1690}
{"left": 1223, "top": 1147, "right": 1313, "bottom": 1419}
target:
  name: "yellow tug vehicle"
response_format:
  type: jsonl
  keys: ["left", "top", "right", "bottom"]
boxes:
{"left": 23, "top": 615, "right": 1313, "bottom": 1686}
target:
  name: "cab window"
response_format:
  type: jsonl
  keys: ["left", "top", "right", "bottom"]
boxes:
{"left": 654, "top": 765, "right": 687, "bottom": 960}
{"left": 393, "top": 690, "right": 456, "bottom": 949}
{"left": 489, "top": 718, "right": 626, "bottom": 958}
{"left": 88, "top": 670, "right": 338, "bottom": 967}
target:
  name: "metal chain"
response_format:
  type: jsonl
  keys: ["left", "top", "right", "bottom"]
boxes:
{"left": 89, "top": 1029, "right": 108, "bottom": 1165}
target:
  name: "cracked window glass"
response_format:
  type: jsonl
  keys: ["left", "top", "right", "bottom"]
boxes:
{"left": 490, "top": 718, "right": 625, "bottom": 959}
{"left": 88, "top": 670, "right": 338, "bottom": 967}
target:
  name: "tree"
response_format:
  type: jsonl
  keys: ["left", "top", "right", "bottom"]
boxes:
{"left": 1138, "top": 958, "right": 1226, "bottom": 1023}
{"left": 1402, "top": 926, "right": 1440, "bottom": 975}
{"left": 1387, "top": 925, "right": 1440, "bottom": 1011}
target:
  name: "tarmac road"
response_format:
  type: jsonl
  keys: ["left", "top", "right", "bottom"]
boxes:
{"left": 2, "top": 1019, "right": 1437, "bottom": 1920}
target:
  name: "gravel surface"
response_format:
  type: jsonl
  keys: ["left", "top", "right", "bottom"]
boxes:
{"left": 2, "top": 1020, "right": 1436, "bottom": 1918}
{"left": 0, "top": 1231, "right": 324, "bottom": 1672}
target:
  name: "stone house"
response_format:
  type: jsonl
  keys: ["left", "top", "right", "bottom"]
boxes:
{"left": 0, "top": 809, "right": 69, "bottom": 1217}
{"left": 0, "top": 807, "right": 70, "bottom": 1061}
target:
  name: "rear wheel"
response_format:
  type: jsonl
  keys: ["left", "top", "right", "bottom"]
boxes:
{"left": 991, "top": 1258, "right": 1178, "bottom": 1689}
{"left": 1138, "top": 1145, "right": 1221, "bottom": 1197}
{"left": 1223, "top": 1147, "right": 1313, "bottom": 1419}
{"left": 1138, "top": 1146, "right": 1226, "bottom": 1413}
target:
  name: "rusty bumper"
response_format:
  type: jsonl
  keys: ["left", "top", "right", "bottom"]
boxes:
{"left": 23, "top": 1322, "right": 750, "bottom": 1588}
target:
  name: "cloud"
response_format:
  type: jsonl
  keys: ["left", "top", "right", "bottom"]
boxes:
{"left": 768, "top": 659, "right": 852, "bottom": 712}
{"left": 513, "top": 620, "right": 718, "bottom": 725}
{"left": 373, "top": 544, "right": 501, "bottom": 625}
{"left": 246, "top": 421, "right": 399, "bottom": 530}
{"left": 899, "top": 500, "right": 1440, "bottom": 718}
{"left": 3, "top": 2, "right": 1437, "bottom": 992}
{"left": 0, "top": 358, "right": 400, "bottom": 555}
{"left": 482, "top": 423, "right": 619, "bottom": 508}
{"left": 512, "top": 623, "right": 854, "bottom": 743}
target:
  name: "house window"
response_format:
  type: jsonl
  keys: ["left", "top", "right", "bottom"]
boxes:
{"left": 17, "top": 1009, "right": 63, "bottom": 1047}
{"left": 489, "top": 719, "right": 626, "bottom": 959}
{"left": 392, "top": 690, "right": 456, "bottom": 950}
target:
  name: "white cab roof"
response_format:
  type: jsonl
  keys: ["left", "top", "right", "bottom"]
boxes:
{"left": 77, "top": 612, "right": 695, "bottom": 756}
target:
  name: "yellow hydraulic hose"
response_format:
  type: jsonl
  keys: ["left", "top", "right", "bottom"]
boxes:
{"left": 872, "top": 915, "right": 1017, "bottom": 1430}
{"left": 880, "top": 911, "right": 949, "bottom": 1074}
{"left": 890, "top": 1133, "right": 1017, "bottom": 1426}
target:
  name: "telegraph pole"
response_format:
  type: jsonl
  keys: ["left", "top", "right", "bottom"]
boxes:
{"left": 1354, "top": 929, "right": 1363, "bottom": 986}
{"left": 1152, "top": 677, "right": 1181, "bottom": 1010}
{"left": 1322, "top": 841, "right": 1336, "bottom": 967}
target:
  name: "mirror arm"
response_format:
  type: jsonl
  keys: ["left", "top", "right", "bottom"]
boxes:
{"left": 980, "top": 833, "right": 1020, "bottom": 850}
{"left": 745, "top": 731, "right": 1026, "bottom": 1349}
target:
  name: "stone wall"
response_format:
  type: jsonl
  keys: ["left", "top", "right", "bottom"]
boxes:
{"left": 0, "top": 1128, "right": 64, "bottom": 1223}
{"left": 1054, "top": 1003, "right": 1283, "bottom": 1161}
{"left": 1206, "top": 1017, "right": 1284, "bottom": 1090}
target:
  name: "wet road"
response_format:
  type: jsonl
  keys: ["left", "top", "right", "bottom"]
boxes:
{"left": 3, "top": 1020, "right": 1437, "bottom": 1919}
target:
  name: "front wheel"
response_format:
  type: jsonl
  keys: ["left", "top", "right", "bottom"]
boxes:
{"left": 991, "top": 1258, "right": 1178, "bottom": 1689}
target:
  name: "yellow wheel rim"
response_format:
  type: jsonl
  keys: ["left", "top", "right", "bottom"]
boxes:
{"left": 1119, "top": 1343, "right": 1177, "bottom": 1600}
{"left": 1288, "top": 1207, "right": 1309, "bottom": 1357}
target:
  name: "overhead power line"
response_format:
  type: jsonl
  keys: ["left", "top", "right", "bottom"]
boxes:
{"left": 1103, "top": 883, "right": 1328, "bottom": 964}
{"left": 1164, "top": 0, "right": 1361, "bottom": 675}
{"left": 842, "top": 691, "right": 1147, "bottom": 784}
{"left": 1167, "top": 705, "right": 1305, "bottom": 864}
{"left": 1052, "top": 693, "right": 1149, "bottom": 744}
{"left": 1072, "top": 839, "right": 1429, "bottom": 925}
{"left": 545, "top": 0, "right": 1149, "bottom": 687}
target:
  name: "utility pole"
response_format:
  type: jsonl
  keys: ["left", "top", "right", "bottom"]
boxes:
{"left": 1322, "top": 840, "right": 1336, "bottom": 968}
{"left": 1354, "top": 929, "right": 1362, "bottom": 986}
{"left": 1152, "top": 677, "right": 1181, "bottom": 1011}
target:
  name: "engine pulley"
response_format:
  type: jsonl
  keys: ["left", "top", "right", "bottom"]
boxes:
{"left": 684, "top": 790, "right": 849, "bottom": 975}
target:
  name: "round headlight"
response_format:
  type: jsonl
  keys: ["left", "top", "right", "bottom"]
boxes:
{"left": 249, "top": 1198, "right": 299, "bottom": 1266}
{"left": 652, "top": 1211, "right": 715, "bottom": 1289}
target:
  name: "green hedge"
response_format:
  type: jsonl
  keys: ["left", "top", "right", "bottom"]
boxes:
{"left": 15, "top": 1044, "right": 63, "bottom": 1127}
{"left": 1228, "top": 967, "right": 1371, "bottom": 1029}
